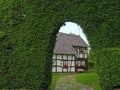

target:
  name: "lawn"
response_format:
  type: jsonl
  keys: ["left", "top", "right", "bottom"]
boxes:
{"left": 50, "top": 73, "right": 101, "bottom": 90}
{"left": 49, "top": 74, "right": 68, "bottom": 90}
{"left": 75, "top": 73, "right": 101, "bottom": 90}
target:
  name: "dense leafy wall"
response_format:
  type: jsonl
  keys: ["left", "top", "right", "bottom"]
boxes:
{"left": 0, "top": 1, "right": 54, "bottom": 89}
{"left": 0, "top": 0, "right": 119, "bottom": 90}
{"left": 96, "top": 48, "right": 120, "bottom": 90}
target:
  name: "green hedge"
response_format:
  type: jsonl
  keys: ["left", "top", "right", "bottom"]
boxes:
{"left": 0, "top": 1, "right": 55, "bottom": 90}
{"left": 0, "top": 0, "right": 119, "bottom": 90}
{"left": 96, "top": 48, "right": 120, "bottom": 90}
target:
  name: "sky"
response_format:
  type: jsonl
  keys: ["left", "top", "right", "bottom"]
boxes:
{"left": 59, "top": 22, "right": 89, "bottom": 45}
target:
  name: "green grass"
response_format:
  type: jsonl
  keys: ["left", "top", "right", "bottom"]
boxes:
{"left": 49, "top": 74, "right": 68, "bottom": 90}
{"left": 50, "top": 73, "right": 101, "bottom": 90}
{"left": 75, "top": 73, "right": 102, "bottom": 90}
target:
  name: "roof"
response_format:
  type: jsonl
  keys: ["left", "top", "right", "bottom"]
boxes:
{"left": 54, "top": 32, "right": 88, "bottom": 54}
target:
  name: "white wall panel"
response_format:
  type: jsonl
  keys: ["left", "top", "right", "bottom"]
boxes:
{"left": 71, "top": 61, "right": 75, "bottom": 66}
{"left": 72, "top": 56, "right": 75, "bottom": 60}
{"left": 57, "top": 67, "right": 62, "bottom": 72}
{"left": 70, "top": 67, "right": 75, "bottom": 72}
{"left": 57, "top": 60, "right": 61, "bottom": 66}
{"left": 63, "top": 68, "right": 67, "bottom": 72}
{"left": 53, "top": 60, "right": 56, "bottom": 65}
{"left": 63, "top": 55, "right": 67, "bottom": 59}
{"left": 53, "top": 54, "right": 56, "bottom": 59}
{"left": 85, "top": 54, "right": 87, "bottom": 58}
{"left": 68, "top": 55, "right": 72, "bottom": 60}
{"left": 57, "top": 55, "right": 62, "bottom": 59}
{"left": 52, "top": 67, "right": 56, "bottom": 72}
{"left": 80, "top": 54, "right": 83, "bottom": 58}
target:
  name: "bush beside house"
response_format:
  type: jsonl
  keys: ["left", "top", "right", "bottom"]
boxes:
{"left": 96, "top": 48, "right": 120, "bottom": 90}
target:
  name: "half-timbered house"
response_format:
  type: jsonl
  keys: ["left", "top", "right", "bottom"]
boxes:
{"left": 52, "top": 32, "right": 89, "bottom": 73}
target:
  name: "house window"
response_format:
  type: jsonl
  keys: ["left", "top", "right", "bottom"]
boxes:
{"left": 80, "top": 50, "right": 84, "bottom": 53}
{"left": 76, "top": 60, "right": 82, "bottom": 64}
{"left": 61, "top": 61, "right": 68, "bottom": 68}
{"left": 63, "top": 64, "right": 68, "bottom": 68}
{"left": 76, "top": 60, "right": 85, "bottom": 68}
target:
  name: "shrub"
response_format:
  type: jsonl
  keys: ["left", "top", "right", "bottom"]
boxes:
{"left": 96, "top": 48, "right": 120, "bottom": 90}
{"left": 0, "top": 0, "right": 119, "bottom": 90}
{"left": 0, "top": 1, "right": 55, "bottom": 89}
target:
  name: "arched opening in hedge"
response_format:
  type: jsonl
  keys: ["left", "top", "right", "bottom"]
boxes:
{"left": 52, "top": 21, "right": 91, "bottom": 73}
{"left": 0, "top": 1, "right": 119, "bottom": 90}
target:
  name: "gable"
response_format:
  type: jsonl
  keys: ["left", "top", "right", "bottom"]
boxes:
{"left": 54, "top": 32, "right": 88, "bottom": 54}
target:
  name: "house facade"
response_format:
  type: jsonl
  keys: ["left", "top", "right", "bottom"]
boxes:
{"left": 52, "top": 33, "right": 89, "bottom": 73}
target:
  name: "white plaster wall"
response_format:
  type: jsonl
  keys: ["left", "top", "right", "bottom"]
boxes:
{"left": 63, "top": 68, "right": 67, "bottom": 72}
{"left": 68, "top": 55, "right": 75, "bottom": 60}
{"left": 57, "top": 60, "right": 61, "bottom": 66}
{"left": 68, "top": 67, "right": 75, "bottom": 72}
{"left": 57, "top": 55, "right": 62, "bottom": 59}
{"left": 71, "top": 61, "right": 75, "bottom": 66}
{"left": 52, "top": 67, "right": 56, "bottom": 72}
{"left": 52, "top": 54, "right": 76, "bottom": 72}
{"left": 70, "top": 67, "right": 75, "bottom": 72}
{"left": 85, "top": 54, "right": 87, "bottom": 58}
{"left": 53, "top": 60, "right": 56, "bottom": 65}
{"left": 80, "top": 54, "right": 83, "bottom": 58}
{"left": 78, "top": 54, "right": 87, "bottom": 58}
{"left": 52, "top": 66, "right": 76, "bottom": 72}
{"left": 53, "top": 54, "right": 56, "bottom": 59}
{"left": 72, "top": 56, "right": 75, "bottom": 60}
{"left": 63, "top": 55, "right": 67, "bottom": 59}
{"left": 57, "top": 67, "right": 62, "bottom": 72}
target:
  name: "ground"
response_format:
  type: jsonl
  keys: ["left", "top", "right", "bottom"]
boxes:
{"left": 50, "top": 72, "right": 102, "bottom": 90}
{"left": 54, "top": 75, "right": 93, "bottom": 90}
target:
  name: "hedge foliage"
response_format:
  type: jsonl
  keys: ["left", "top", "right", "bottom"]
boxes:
{"left": 0, "top": 0, "right": 120, "bottom": 90}
{"left": 96, "top": 48, "right": 120, "bottom": 90}
{"left": 0, "top": 1, "right": 56, "bottom": 89}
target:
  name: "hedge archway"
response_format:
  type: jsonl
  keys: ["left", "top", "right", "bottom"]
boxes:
{"left": 0, "top": 1, "right": 119, "bottom": 90}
